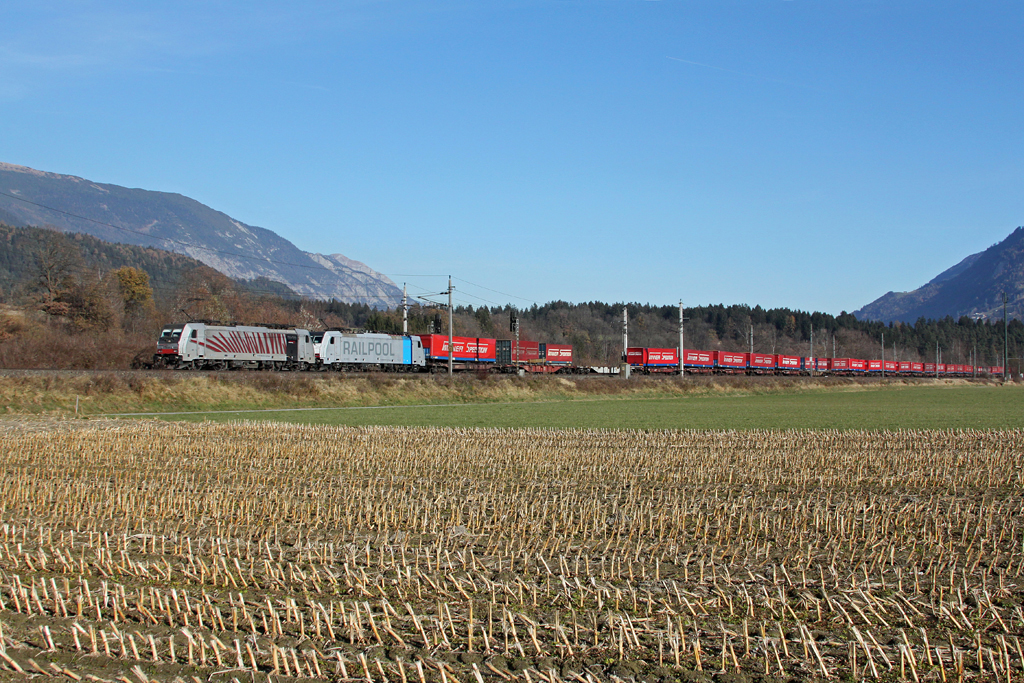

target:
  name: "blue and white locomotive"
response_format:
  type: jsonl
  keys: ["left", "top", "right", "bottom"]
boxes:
{"left": 313, "top": 330, "right": 426, "bottom": 371}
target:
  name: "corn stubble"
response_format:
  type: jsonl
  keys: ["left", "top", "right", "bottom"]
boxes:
{"left": 0, "top": 423, "right": 1021, "bottom": 683}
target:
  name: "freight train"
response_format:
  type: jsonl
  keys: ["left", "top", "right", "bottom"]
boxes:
{"left": 626, "top": 346, "right": 1004, "bottom": 377}
{"left": 151, "top": 321, "right": 1003, "bottom": 377}
{"left": 151, "top": 321, "right": 572, "bottom": 372}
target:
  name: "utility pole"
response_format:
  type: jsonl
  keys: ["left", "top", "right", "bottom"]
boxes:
{"left": 936, "top": 341, "right": 939, "bottom": 379}
{"left": 1004, "top": 291, "right": 1009, "bottom": 381}
{"left": 622, "top": 308, "right": 629, "bottom": 378}
{"left": 448, "top": 276, "right": 454, "bottom": 377}
{"left": 511, "top": 309, "right": 520, "bottom": 370}
{"left": 679, "top": 301, "right": 685, "bottom": 376}
{"left": 833, "top": 334, "right": 836, "bottom": 359}
{"left": 402, "top": 283, "right": 408, "bottom": 335}
{"left": 809, "top": 324, "right": 814, "bottom": 377}
{"left": 881, "top": 332, "right": 885, "bottom": 379}
{"left": 749, "top": 325, "right": 753, "bottom": 355}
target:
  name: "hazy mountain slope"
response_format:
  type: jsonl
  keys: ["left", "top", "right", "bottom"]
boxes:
{"left": 0, "top": 162, "right": 401, "bottom": 307}
{"left": 855, "top": 227, "right": 1024, "bottom": 323}
{"left": 925, "top": 252, "right": 984, "bottom": 286}
{"left": 0, "top": 223, "right": 301, "bottom": 303}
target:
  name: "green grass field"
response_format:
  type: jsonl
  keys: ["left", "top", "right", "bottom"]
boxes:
{"left": 157, "top": 383, "right": 1024, "bottom": 430}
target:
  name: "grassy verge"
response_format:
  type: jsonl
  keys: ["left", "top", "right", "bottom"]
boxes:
{"left": 1, "top": 371, "right": 1020, "bottom": 430}
{"left": 0, "top": 371, "right": 860, "bottom": 415}
{"left": 165, "top": 383, "right": 1024, "bottom": 430}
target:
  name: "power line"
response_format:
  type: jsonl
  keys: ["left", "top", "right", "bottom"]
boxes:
{"left": 450, "top": 289, "right": 505, "bottom": 307}
{"left": 452, "top": 276, "right": 536, "bottom": 305}
{"left": 400, "top": 281, "right": 489, "bottom": 309}
{"left": 386, "top": 273, "right": 447, "bottom": 278}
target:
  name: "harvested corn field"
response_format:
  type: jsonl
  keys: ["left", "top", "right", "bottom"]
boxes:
{"left": 0, "top": 422, "right": 1022, "bottom": 683}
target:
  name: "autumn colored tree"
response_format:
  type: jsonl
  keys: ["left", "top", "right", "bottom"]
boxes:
{"left": 58, "top": 276, "right": 117, "bottom": 331}
{"left": 113, "top": 266, "right": 156, "bottom": 333}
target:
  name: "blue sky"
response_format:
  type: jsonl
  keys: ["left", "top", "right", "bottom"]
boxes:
{"left": 1, "top": 1, "right": 1021, "bottom": 313}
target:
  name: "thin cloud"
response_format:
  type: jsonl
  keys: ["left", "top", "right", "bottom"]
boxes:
{"left": 283, "top": 81, "right": 331, "bottom": 93}
{"left": 666, "top": 55, "right": 826, "bottom": 93}
{"left": 0, "top": 44, "right": 99, "bottom": 70}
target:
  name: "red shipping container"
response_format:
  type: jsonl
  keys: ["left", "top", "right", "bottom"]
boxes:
{"left": 683, "top": 349, "right": 714, "bottom": 367}
{"left": 867, "top": 360, "right": 882, "bottom": 371}
{"left": 898, "top": 362, "right": 912, "bottom": 373}
{"left": 883, "top": 361, "right": 898, "bottom": 373}
{"left": 831, "top": 358, "right": 852, "bottom": 371}
{"left": 421, "top": 335, "right": 496, "bottom": 362}
{"left": 627, "top": 347, "right": 678, "bottom": 367}
{"left": 936, "top": 363, "right": 946, "bottom": 373}
{"left": 816, "top": 358, "right": 830, "bottom": 371}
{"left": 850, "top": 359, "right": 867, "bottom": 372}
{"left": 990, "top": 366, "right": 1004, "bottom": 374}
{"left": 510, "top": 341, "right": 540, "bottom": 362}
{"left": 544, "top": 344, "right": 573, "bottom": 364}
{"left": 777, "top": 355, "right": 801, "bottom": 370}
{"left": 924, "top": 363, "right": 936, "bottom": 373}
{"left": 911, "top": 363, "right": 924, "bottom": 373}
{"left": 750, "top": 353, "right": 775, "bottom": 369}
{"left": 716, "top": 351, "right": 747, "bottom": 369}
{"left": 645, "top": 348, "right": 679, "bottom": 366}
{"left": 476, "top": 338, "right": 496, "bottom": 362}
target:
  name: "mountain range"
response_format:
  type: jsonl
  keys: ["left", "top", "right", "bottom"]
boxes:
{"left": 3, "top": 161, "right": 1019, "bottom": 322}
{"left": 854, "top": 227, "right": 1024, "bottom": 323}
{"left": 0, "top": 162, "right": 402, "bottom": 307}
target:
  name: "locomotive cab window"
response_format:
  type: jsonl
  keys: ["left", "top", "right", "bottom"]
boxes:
{"left": 160, "top": 327, "right": 183, "bottom": 342}
{"left": 190, "top": 329, "right": 197, "bottom": 339}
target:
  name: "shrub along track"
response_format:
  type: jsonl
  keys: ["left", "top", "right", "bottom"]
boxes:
{"left": 0, "top": 421, "right": 1021, "bottom": 682}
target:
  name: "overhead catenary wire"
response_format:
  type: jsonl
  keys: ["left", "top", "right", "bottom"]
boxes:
{"left": 449, "top": 290, "right": 505, "bottom": 308}
{"left": 407, "top": 280, "right": 526, "bottom": 309}
{"left": 453, "top": 276, "right": 536, "bottom": 305}
{"left": 401, "top": 281, "right": 514, "bottom": 310}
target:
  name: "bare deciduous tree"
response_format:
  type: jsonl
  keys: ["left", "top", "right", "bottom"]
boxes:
{"left": 33, "top": 230, "right": 80, "bottom": 307}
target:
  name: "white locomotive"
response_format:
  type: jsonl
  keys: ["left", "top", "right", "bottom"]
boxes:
{"left": 154, "top": 322, "right": 316, "bottom": 370}
{"left": 153, "top": 322, "right": 429, "bottom": 371}
{"left": 313, "top": 330, "right": 426, "bottom": 371}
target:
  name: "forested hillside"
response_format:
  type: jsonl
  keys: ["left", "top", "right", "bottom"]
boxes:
{"left": 362, "top": 300, "right": 1022, "bottom": 368}
{"left": 0, "top": 161, "right": 403, "bottom": 306}
{"left": 1, "top": 223, "right": 1021, "bottom": 370}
